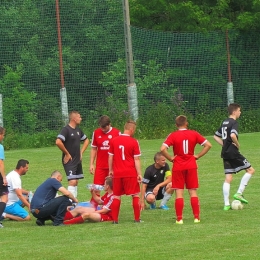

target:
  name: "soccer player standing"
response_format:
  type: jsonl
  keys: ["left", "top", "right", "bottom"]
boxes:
{"left": 89, "top": 115, "right": 120, "bottom": 207}
{"left": 214, "top": 103, "right": 255, "bottom": 210}
{"left": 56, "top": 111, "right": 89, "bottom": 198}
{"left": 160, "top": 115, "right": 212, "bottom": 224}
{"left": 108, "top": 120, "right": 142, "bottom": 223}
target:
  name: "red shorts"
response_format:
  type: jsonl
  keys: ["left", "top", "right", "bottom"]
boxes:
{"left": 172, "top": 169, "right": 198, "bottom": 189}
{"left": 93, "top": 168, "right": 109, "bottom": 185}
{"left": 100, "top": 213, "right": 113, "bottom": 222}
{"left": 113, "top": 177, "right": 140, "bottom": 196}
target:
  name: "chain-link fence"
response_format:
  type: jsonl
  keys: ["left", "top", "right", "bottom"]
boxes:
{"left": 1, "top": 0, "right": 260, "bottom": 142}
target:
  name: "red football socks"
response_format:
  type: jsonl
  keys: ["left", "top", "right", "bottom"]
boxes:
{"left": 111, "top": 198, "right": 121, "bottom": 222}
{"left": 175, "top": 198, "right": 184, "bottom": 221}
{"left": 132, "top": 196, "right": 141, "bottom": 221}
{"left": 63, "top": 215, "right": 84, "bottom": 225}
{"left": 63, "top": 211, "right": 74, "bottom": 221}
{"left": 190, "top": 196, "right": 200, "bottom": 220}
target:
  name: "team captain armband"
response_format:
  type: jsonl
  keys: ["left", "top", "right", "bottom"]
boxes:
{"left": 165, "top": 171, "right": 171, "bottom": 178}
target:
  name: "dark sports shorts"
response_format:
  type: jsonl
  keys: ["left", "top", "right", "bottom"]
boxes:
{"left": 145, "top": 187, "right": 165, "bottom": 200}
{"left": 0, "top": 175, "right": 9, "bottom": 196}
{"left": 63, "top": 161, "right": 84, "bottom": 180}
{"left": 223, "top": 154, "right": 251, "bottom": 174}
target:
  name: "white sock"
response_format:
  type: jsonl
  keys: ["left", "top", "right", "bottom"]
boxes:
{"left": 237, "top": 172, "right": 252, "bottom": 194}
{"left": 223, "top": 182, "right": 230, "bottom": 206}
{"left": 68, "top": 186, "right": 77, "bottom": 198}
{"left": 74, "top": 186, "right": 78, "bottom": 198}
{"left": 160, "top": 192, "right": 172, "bottom": 206}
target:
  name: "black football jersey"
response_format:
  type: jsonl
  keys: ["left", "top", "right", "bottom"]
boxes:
{"left": 215, "top": 118, "right": 240, "bottom": 159}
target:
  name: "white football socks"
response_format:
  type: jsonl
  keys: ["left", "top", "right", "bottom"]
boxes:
{"left": 68, "top": 186, "right": 77, "bottom": 198}
{"left": 160, "top": 192, "right": 172, "bottom": 206}
{"left": 237, "top": 172, "right": 252, "bottom": 194}
{"left": 223, "top": 182, "right": 230, "bottom": 206}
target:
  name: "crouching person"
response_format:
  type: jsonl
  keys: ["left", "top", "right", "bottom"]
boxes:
{"left": 30, "top": 170, "right": 78, "bottom": 226}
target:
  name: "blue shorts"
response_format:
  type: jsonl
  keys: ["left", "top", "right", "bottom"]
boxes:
{"left": 4, "top": 200, "right": 29, "bottom": 219}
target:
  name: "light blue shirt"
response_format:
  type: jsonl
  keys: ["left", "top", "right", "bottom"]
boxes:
{"left": 0, "top": 144, "right": 5, "bottom": 160}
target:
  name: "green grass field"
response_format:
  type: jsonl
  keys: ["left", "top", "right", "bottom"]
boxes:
{"left": 1, "top": 133, "right": 260, "bottom": 260}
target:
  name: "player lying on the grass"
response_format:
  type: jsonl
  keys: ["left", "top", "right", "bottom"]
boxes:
{"left": 141, "top": 152, "right": 173, "bottom": 210}
{"left": 63, "top": 176, "right": 114, "bottom": 224}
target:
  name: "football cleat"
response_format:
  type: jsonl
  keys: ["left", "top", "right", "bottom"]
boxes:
{"left": 149, "top": 202, "right": 156, "bottom": 209}
{"left": 233, "top": 193, "right": 248, "bottom": 204}
{"left": 159, "top": 204, "right": 169, "bottom": 210}
{"left": 223, "top": 205, "right": 231, "bottom": 211}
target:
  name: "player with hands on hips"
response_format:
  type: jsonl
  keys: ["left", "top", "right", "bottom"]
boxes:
{"left": 160, "top": 115, "right": 212, "bottom": 224}
{"left": 56, "top": 111, "right": 89, "bottom": 198}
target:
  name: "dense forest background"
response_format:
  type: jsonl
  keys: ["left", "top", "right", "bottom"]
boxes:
{"left": 1, "top": 0, "right": 260, "bottom": 148}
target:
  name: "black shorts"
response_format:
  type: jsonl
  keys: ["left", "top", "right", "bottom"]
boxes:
{"left": 145, "top": 187, "right": 166, "bottom": 200}
{"left": 63, "top": 161, "right": 84, "bottom": 180}
{"left": 223, "top": 154, "right": 251, "bottom": 174}
{"left": 0, "top": 175, "right": 9, "bottom": 196}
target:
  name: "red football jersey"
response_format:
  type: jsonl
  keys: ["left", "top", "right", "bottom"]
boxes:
{"left": 108, "top": 134, "right": 141, "bottom": 178}
{"left": 163, "top": 129, "right": 207, "bottom": 170}
{"left": 101, "top": 192, "right": 113, "bottom": 209}
{"left": 91, "top": 127, "right": 120, "bottom": 169}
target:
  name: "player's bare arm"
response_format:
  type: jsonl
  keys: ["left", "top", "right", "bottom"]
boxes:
{"left": 213, "top": 135, "right": 223, "bottom": 146}
{"left": 89, "top": 147, "right": 97, "bottom": 174}
{"left": 94, "top": 207, "right": 109, "bottom": 214}
{"left": 195, "top": 141, "right": 212, "bottom": 159}
{"left": 55, "top": 139, "right": 72, "bottom": 164}
{"left": 80, "top": 138, "right": 89, "bottom": 161}
{"left": 160, "top": 144, "right": 174, "bottom": 162}
{"left": 58, "top": 187, "right": 78, "bottom": 203}
{"left": 90, "top": 189, "right": 103, "bottom": 204}
{"left": 108, "top": 154, "right": 114, "bottom": 176}
{"left": 134, "top": 157, "right": 142, "bottom": 182}
{"left": 230, "top": 133, "right": 240, "bottom": 149}
{"left": 16, "top": 188, "right": 30, "bottom": 209}
{"left": 140, "top": 183, "right": 147, "bottom": 210}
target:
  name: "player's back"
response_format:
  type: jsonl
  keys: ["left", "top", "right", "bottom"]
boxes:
{"left": 220, "top": 118, "right": 240, "bottom": 159}
{"left": 169, "top": 130, "right": 204, "bottom": 156}
{"left": 109, "top": 134, "right": 141, "bottom": 177}
{"left": 164, "top": 129, "right": 206, "bottom": 170}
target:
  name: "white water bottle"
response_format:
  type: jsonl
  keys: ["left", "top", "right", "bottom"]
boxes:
{"left": 28, "top": 191, "right": 33, "bottom": 203}
{"left": 86, "top": 184, "right": 104, "bottom": 191}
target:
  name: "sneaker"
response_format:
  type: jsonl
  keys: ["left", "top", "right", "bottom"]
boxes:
{"left": 0, "top": 215, "right": 4, "bottom": 221}
{"left": 223, "top": 205, "right": 231, "bottom": 211}
{"left": 36, "top": 219, "right": 45, "bottom": 226}
{"left": 0, "top": 222, "right": 3, "bottom": 228}
{"left": 112, "top": 221, "right": 118, "bottom": 224}
{"left": 194, "top": 218, "right": 200, "bottom": 223}
{"left": 134, "top": 219, "right": 144, "bottom": 223}
{"left": 149, "top": 202, "right": 156, "bottom": 209}
{"left": 176, "top": 219, "right": 183, "bottom": 224}
{"left": 233, "top": 193, "right": 248, "bottom": 204}
{"left": 159, "top": 204, "right": 169, "bottom": 210}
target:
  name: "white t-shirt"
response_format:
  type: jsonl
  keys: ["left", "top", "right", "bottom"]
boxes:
{"left": 6, "top": 170, "right": 22, "bottom": 206}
